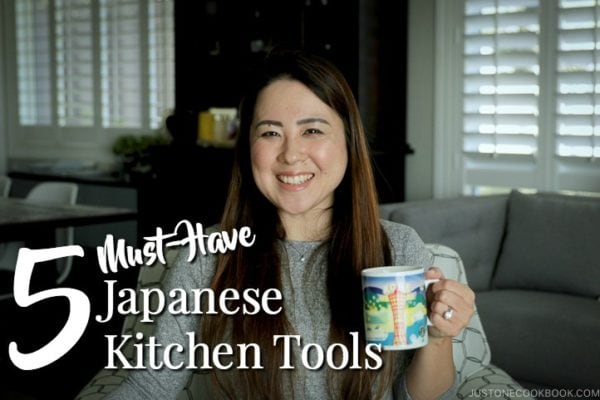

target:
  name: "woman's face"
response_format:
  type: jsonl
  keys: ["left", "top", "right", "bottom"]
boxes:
{"left": 250, "top": 79, "right": 348, "bottom": 221}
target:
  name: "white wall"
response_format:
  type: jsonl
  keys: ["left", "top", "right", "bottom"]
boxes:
{"left": 405, "top": 0, "right": 436, "bottom": 201}
{"left": 0, "top": 0, "right": 7, "bottom": 175}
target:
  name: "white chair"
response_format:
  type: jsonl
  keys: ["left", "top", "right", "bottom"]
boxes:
{"left": 0, "top": 175, "right": 11, "bottom": 197}
{"left": 0, "top": 182, "right": 79, "bottom": 295}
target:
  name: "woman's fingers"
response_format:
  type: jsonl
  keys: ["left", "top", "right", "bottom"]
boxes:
{"left": 429, "top": 297, "right": 473, "bottom": 336}
{"left": 430, "top": 278, "right": 476, "bottom": 305}
{"left": 424, "top": 266, "right": 476, "bottom": 338}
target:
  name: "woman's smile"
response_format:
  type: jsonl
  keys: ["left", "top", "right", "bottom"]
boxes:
{"left": 276, "top": 173, "right": 315, "bottom": 188}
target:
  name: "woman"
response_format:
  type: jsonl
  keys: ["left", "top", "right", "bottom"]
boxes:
{"left": 108, "top": 50, "right": 474, "bottom": 399}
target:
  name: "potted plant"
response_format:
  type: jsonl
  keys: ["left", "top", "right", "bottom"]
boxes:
{"left": 112, "top": 134, "right": 170, "bottom": 180}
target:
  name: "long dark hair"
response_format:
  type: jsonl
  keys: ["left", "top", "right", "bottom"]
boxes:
{"left": 201, "top": 50, "right": 395, "bottom": 399}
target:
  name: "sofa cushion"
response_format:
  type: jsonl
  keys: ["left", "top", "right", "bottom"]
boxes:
{"left": 381, "top": 195, "right": 507, "bottom": 291}
{"left": 476, "top": 290, "right": 600, "bottom": 388}
{"left": 493, "top": 191, "right": 600, "bottom": 297}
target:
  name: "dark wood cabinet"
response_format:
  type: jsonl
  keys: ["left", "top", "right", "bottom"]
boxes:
{"left": 168, "top": 0, "right": 409, "bottom": 209}
{"left": 174, "top": 0, "right": 360, "bottom": 111}
{"left": 137, "top": 145, "right": 234, "bottom": 235}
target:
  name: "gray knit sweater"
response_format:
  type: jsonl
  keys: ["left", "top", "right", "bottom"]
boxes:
{"left": 105, "top": 220, "right": 458, "bottom": 399}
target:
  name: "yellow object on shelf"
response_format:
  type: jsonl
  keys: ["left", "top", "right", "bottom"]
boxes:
{"left": 197, "top": 108, "right": 238, "bottom": 147}
{"left": 198, "top": 111, "right": 214, "bottom": 142}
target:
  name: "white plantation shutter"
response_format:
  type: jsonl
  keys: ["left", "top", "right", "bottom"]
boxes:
{"left": 556, "top": 0, "right": 600, "bottom": 158}
{"left": 436, "top": 0, "right": 600, "bottom": 195}
{"left": 15, "top": 0, "right": 53, "bottom": 126}
{"left": 11, "top": 0, "right": 174, "bottom": 146}
{"left": 55, "top": 0, "right": 95, "bottom": 127}
{"left": 462, "top": 0, "right": 542, "bottom": 191}
{"left": 148, "top": 0, "right": 175, "bottom": 129}
{"left": 100, "top": 0, "right": 142, "bottom": 128}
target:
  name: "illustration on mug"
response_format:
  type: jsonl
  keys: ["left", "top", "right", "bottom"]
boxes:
{"left": 363, "top": 274, "right": 428, "bottom": 346}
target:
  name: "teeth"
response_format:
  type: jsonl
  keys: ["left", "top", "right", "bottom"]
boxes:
{"left": 277, "top": 174, "right": 314, "bottom": 185}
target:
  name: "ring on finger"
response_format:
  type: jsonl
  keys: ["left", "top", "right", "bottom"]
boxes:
{"left": 443, "top": 306, "right": 454, "bottom": 321}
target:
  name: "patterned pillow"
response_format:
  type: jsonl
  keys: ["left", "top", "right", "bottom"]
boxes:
{"left": 426, "top": 244, "right": 491, "bottom": 381}
{"left": 427, "top": 244, "right": 532, "bottom": 400}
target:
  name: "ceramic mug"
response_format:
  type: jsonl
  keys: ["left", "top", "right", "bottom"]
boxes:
{"left": 362, "top": 266, "right": 438, "bottom": 350}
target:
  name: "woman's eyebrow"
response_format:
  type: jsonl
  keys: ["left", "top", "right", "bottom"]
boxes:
{"left": 254, "top": 120, "right": 283, "bottom": 129}
{"left": 297, "top": 117, "right": 330, "bottom": 126}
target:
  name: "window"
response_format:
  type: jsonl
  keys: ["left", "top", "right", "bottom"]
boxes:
{"left": 556, "top": 0, "right": 600, "bottom": 158}
{"left": 16, "top": 0, "right": 53, "bottom": 126}
{"left": 435, "top": 0, "right": 600, "bottom": 196}
{"left": 55, "top": 0, "right": 95, "bottom": 127}
{"left": 4, "top": 0, "right": 174, "bottom": 161}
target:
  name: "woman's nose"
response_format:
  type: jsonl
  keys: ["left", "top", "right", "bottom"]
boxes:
{"left": 279, "top": 136, "right": 306, "bottom": 164}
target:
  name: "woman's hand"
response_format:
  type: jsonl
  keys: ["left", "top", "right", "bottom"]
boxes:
{"left": 425, "top": 267, "right": 475, "bottom": 338}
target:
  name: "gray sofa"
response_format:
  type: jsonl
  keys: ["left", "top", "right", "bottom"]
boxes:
{"left": 380, "top": 190, "right": 600, "bottom": 391}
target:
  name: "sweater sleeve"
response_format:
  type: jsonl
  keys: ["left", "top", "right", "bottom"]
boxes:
{"left": 380, "top": 219, "right": 434, "bottom": 268}
{"left": 105, "top": 248, "right": 215, "bottom": 400}
{"left": 381, "top": 220, "right": 458, "bottom": 400}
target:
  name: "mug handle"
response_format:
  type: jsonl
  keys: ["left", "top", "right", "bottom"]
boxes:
{"left": 424, "top": 278, "right": 440, "bottom": 326}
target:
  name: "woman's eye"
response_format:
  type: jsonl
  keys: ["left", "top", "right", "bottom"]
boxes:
{"left": 304, "top": 128, "right": 323, "bottom": 135}
{"left": 260, "top": 131, "right": 280, "bottom": 137}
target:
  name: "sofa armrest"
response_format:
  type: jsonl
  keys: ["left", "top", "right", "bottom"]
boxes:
{"left": 381, "top": 195, "right": 508, "bottom": 291}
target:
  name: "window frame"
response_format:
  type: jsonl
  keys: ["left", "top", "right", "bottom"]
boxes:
{"left": 0, "top": 0, "right": 8, "bottom": 174}
{"left": 1, "top": 0, "right": 173, "bottom": 164}
{"left": 434, "top": 0, "right": 600, "bottom": 197}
